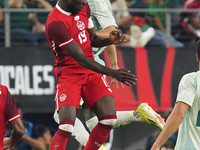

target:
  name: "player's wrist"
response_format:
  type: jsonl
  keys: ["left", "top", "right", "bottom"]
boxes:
{"left": 110, "top": 63, "right": 118, "bottom": 69}
{"left": 105, "top": 67, "right": 115, "bottom": 77}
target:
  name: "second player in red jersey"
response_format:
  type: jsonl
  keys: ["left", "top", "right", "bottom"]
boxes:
{"left": 0, "top": 85, "right": 24, "bottom": 150}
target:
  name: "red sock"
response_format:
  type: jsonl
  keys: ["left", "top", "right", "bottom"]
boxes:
{"left": 49, "top": 120, "right": 74, "bottom": 150}
{"left": 84, "top": 115, "right": 117, "bottom": 150}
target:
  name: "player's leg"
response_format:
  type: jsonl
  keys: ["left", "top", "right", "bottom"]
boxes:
{"left": 50, "top": 105, "right": 77, "bottom": 150}
{"left": 82, "top": 74, "right": 117, "bottom": 150}
{"left": 53, "top": 109, "right": 90, "bottom": 147}
{"left": 104, "top": 129, "right": 114, "bottom": 150}
{"left": 84, "top": 102, "right": 141, "bottom": 130}
{"left": 86, "top": 111, "right": 140, "bottom": 129}
{"left": 71, "top": 117, "right": 90, "bottom": 146}
{"left": 85, "top": 104, "right": 165, "bottom": 130}
{"left": 50, "top": 75, "right": 82, "bottom": 150}
{"left": 84, "top": 95, "right": 117, "bottom": 150}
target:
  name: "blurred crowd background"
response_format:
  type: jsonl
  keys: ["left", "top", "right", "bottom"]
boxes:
{"left": 1, "top": 0, "right": 199, "bottom": 149}
{"left": 1, "top": 0, "right": 200, "bottom": 48}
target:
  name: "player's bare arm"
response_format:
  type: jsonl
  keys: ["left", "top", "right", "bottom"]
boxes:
{"left": 88, "top": 27, "right": 126, "bottom": 47}
{"left": 3, "top": 118, "right": 25, "bottom": 150}
{"left": 95, "top": 25, "right": 116, "bottom": 38}
{"left": 151, "top": 102, "right": 190, "bottom": 150}
{"left": 62, "top": 41, "right": 136, "bottom": 86}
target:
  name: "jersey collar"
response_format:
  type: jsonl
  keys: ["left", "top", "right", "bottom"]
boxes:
{"left": 56, "top": 3, "right": 72, "bottom": 16}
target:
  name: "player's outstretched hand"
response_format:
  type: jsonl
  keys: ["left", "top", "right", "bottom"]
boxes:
{"left": 110, "top": 65, "right": 124, "bottom": 89}
{"left": 3, "top": 137, "right": 14, "bottom": 150}
{"left": 109, "top": 30, "right": 126, "bottom": 45}
{"left": 112, "top": 68, "right": 136, "bottom": 86}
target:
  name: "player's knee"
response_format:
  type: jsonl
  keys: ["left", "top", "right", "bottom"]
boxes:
{"left": 99, "top": 114, "right": 117, "bottom": 126}
{"left": 58, "top": 120, "right": 75, "bottom": 134}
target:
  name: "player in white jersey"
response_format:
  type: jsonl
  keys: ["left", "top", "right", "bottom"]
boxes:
{"left": 151, "top": 39, "right": 200, "bottom": 150}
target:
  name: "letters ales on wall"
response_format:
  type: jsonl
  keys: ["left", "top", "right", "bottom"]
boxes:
{"left": 0, "top": 46, "right": 197, "bottom": 112}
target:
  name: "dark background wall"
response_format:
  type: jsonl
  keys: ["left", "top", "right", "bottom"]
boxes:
{"left": 0, "top": 45, "right": 197, "bottom": 149}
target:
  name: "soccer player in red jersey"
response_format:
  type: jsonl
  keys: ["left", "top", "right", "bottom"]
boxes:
{"left": 45, "top": 0, "right": 136, "bottom": 150}
{"left": 0, "top": 84, "right": 25, "bottom": 150}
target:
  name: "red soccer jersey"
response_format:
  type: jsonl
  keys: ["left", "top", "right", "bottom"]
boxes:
{"left": 45, "top": 3, "right": 95, "bottom": 77}
{"left": 0, "top": 85, "right": 20, "bottom": 149}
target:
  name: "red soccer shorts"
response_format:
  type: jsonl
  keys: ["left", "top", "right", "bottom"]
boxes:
{"left": 55, "top": 73, "right": 113, "bottom": 110}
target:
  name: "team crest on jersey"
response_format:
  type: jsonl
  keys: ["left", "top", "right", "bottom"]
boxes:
{"left": 77, "top": 21, "right": 85, "bottom": 30}
{"left": 59, "top": 94, "right": 67, "bottom": 101}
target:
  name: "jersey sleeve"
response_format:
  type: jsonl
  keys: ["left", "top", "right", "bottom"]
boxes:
{"left": 85, "top": 3, "right": 94, "bottom": 29}
{"left": 47, "top": 21, "right": 73, "bottom": 47}
{"left": 88, "top": 17, "right": 94, "bottom": 29}
{"left": 176, "top": 73, "right": 197, "bottom": 106}
{"left": 89, "top": 0, "right": 117, "bottom": 30}
{"left": 5, "top": 89, "right": 20, "bottom": 122}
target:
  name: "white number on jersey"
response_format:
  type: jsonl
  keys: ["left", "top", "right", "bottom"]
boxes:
{"left": 78, "top": 30, "right": 87, "bottom": 44}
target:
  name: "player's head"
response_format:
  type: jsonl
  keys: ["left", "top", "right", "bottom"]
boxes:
{"left": 196, "top": 39, "right": 200, "bottom": 61}
{"left": 32, "top": 124, "right": 52, "bottom": 145}
{"left": 63, "top": 0, "right": 87, "bottom": 14}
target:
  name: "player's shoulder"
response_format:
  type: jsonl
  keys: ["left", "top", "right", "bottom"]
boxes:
{"left": 48, "top": 7, "right": 61, "bottom": 19}
{"left": 180, "top": 71, "right": 199, "bottom": 86}
{"left": 182, "top": 71, "right": 198, "bottom": 80}
{"left": 82, "top": 2, "right": 91, "bottom": 18}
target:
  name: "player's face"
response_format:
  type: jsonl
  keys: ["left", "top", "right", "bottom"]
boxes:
{"left": 69, "top": 0, "right": 87, "bottom": 14}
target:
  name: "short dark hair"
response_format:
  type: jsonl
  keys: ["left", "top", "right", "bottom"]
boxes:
{"left": 196, "top": 39, "right": 200, "bottom": 57}
{"left": 32, "top": 124, "right": 49, "bottom": 138}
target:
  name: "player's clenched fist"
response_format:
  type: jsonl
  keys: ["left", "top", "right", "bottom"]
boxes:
{"left": 109, "top": 30, "right": 126, "bottom": 45}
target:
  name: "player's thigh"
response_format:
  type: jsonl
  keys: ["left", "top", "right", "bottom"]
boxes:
{"left": 82, "top": 73, "right": 113, "bottom": 108}
{"left": 92, "top": 95, "right": 116, "bottom": 119}
{"left": 82, "top": 103, "right": 96, "bottom": 121}
{"left": 56, "top": 75, "right": 82, "bottom": 120}
{"left": 82, "top": 73, "right": 115, "bottom": 119}
{"left": 59, "top": 105, "right": 77, "bottom": 122}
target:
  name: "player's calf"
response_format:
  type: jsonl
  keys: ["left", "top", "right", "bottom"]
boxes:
{"left": 84, "top": 114, "right": 117, "bottom": 150}
{"left": 49, "top": 120, "right": 74, "bottom": 150}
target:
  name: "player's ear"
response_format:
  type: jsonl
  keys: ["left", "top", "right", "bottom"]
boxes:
{"left": 196, "top": 53, "right": 200, "bottom": 62}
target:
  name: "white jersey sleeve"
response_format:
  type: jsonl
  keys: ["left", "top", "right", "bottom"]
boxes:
{"left": 87, "top": 0, "right": 118, "bottom": 31}
{"left": 176, "top": 72, "right": 197, "bottom": 106}
{"left": 88, "top": 17, "right": 94, "bottom": 29}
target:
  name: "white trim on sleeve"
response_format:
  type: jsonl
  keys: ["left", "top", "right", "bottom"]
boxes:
{"left": 9, "top": 114, "right": 20, "bottom": 122}
{"left": 59, "top": 38, "right": 74, "bottom": 47}
{"left": 88, "top": 18, "right": 94, "bottom": 29}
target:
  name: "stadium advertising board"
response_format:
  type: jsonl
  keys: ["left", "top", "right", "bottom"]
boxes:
{"left": 0, "top": 46, "right": 197, "bottom": 113}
